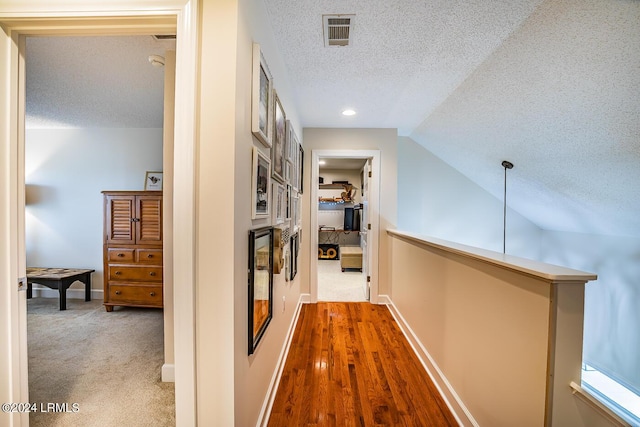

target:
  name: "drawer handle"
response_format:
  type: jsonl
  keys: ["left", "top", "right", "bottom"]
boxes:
{"left": 115, "top": 290, "right": 121, "bottom": 295}
{"left": 147, "top": 254, "right": 153, "bottom": 258}
{"left": 115, "top": 271, "right": 121, "bottom": 275}
{"left": 150, "top": 292, "right": 156, "bottom": 297}
{"left": 149, "top": 272, "right": 156, "bottom": 276}
{"left": 117, "top": 253, "right": 125, "bottom": 257}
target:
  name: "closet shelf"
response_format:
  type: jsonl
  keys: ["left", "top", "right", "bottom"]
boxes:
{"left": 319, "top": 183, "right": 359, "bottom": 190}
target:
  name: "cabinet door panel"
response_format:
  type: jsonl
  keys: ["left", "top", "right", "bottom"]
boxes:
{"left": 136, "top": 196, "right": 162, "bottom": 243}
{"left": 106, "top": 196, "right": 135, "bottom": 244}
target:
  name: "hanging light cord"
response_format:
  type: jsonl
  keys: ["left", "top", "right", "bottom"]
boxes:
{"left": 502, "top": 161, "right": 513, "bottom": 254}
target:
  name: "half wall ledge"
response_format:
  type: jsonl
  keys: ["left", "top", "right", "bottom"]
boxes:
{"left": 386, "top": 229, "right": 600, "bottom": 427}
{"left": 387, "top": 229, "right": 597, "bottom": 283}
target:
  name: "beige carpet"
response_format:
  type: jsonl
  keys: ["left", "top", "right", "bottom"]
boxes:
{"left": 27, "top": 297, "right": 175, "bottom": 427}
{"left": 317, "top": 259, "right": 367, "bottom": 302}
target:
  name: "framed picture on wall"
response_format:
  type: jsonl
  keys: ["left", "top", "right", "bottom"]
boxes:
{"left": 285, "top": 120, "right": 299, "bottom": 164}
{"left": 285, "top": 184, "right": 292, "bottom": 220}
{"left": 292, "top": 195, "right": 299, "bottom": 231}
{"left": 271, "top": 92, "right": 286, "bottom": 183}
{"left": 285, "top": 120, "right": 294, "bottom": 163}
{"left": 144, "top": 171, "right": 163, "bottom": 190}
{"left": 272, "top": 182, "right": 285, "bottom": 225}
{"left": 287, "top": 123, "right": 299, "bottom": 192}
{"left": 298, "top": 145, "right": 304, "bottom": 194}
{"left": 248, "top": 226, "right": 273, "bottom": 354}
{"left": 291, "top": 157, "right": 298, "bottom": 193}
{"left": 284, "top": 244, "right": 291, "bottom": 283}
{"left": 252, "top": 147, "right": 271, "bottom": 219}
{"left": 284, "top": 160, "right": 292, "bottom": 185}
{"left": 251, "top": 43, "right": 273, "bottom": 148}
{"left": 289, "top": 232, "right": 298, "bottom": 281}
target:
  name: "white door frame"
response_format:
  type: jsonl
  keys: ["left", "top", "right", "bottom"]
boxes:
{"left": 0, "top": 2, "right": 198, "bottom": 426}
{"left": 310, "top": 150, "right": 381, "bottom": 304}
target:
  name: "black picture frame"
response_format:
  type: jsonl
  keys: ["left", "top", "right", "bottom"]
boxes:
{"left": 248, "top": 226, "right": 274, "bottom": 354}
{"left": 298, "top": 145, "right": 304, "bottom": 194}
{"left": 290, "top": 232, "right": 299, "bottom": 281}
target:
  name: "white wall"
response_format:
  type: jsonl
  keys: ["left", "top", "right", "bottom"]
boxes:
{"left": 540, "top": 230, "right": 640, "bottom": 396}
{"left": 397, "top": 136, "right": 542, "bottom": 259}
{"left": 196, "top": 0, "right": 304, "bottom": 425}
{"left": 25, "top": 128, "right": 163, "bottom": 295}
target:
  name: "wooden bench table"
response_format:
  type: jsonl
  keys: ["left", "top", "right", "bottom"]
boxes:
{"left": 26, "top": 267, "right": 94, "bottom": 311}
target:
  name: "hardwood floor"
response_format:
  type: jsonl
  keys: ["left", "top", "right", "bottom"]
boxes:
{"left": 268, "top": 303, "right": 458, "bottom": 426}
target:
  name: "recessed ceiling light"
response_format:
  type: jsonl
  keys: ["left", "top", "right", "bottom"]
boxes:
{"left": 342, "top": 109, "right": 356, "bottom": 116}
{"left": 319, "top": 160, "right": 326, "bottom": 165}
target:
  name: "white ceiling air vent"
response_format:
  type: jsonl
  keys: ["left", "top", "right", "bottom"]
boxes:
{"left": 323, "top": 14, "right": 355, "bottom": 47}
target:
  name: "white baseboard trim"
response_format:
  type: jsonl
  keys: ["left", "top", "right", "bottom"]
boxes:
{"left": 377, "top": 294, "right": 391, "bottom": 305}
{"left": 299, "top": 293, "right": 311, "bottom": 303}
{"left": 257, "top": 294, "right": 309, "bottom": 427}
{"left": 381, "top": 295, "right": 478, "bottom": 427}
{"left": 162, "top": 363, "right": 175, "bottom": 383}
{"left": 30, "top": 287, "right": 104, "bottom": 300}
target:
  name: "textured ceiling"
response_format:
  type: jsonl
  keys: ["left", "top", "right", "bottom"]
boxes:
{"left": 24, "top": 0, "right": 640, "bottom": 237}
{"left": 264, "top": 0, "right": 545, "bottom": 134}
{"left": 406, "top": 0, "right": 640, "bottom": 237}
{"left": 263, "top": 0, "right": 640, "bottom": 237}
{"left": 26, "top": 35, "right": 174, "bottom": 128}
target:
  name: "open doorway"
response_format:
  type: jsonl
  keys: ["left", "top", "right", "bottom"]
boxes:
{"left": 317, "top": 158, "right": 368, "bottom": 301}
{"left": 310, "top": 150, "right": 381, "bottom": 304}
{"left": 0, "top": 5, "right": 199, "bottom": 424}
{"left": 23, "top": 34, "right": 175, "bottom": 423}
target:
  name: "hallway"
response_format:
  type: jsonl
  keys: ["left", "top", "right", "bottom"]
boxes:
{"left": 268, "top": 302, "right": 457, "bottom": 426}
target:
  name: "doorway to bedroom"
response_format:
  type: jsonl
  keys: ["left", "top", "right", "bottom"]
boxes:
{"left": 23, "top": 34, "right": 176, "bottom": 424}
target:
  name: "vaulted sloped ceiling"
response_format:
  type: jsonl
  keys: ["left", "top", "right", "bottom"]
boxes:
{"left": 263, "top": 0, "right": 640, "bottom": 237}
{"left": 407, "top": 0, "right": 640, "bottom": 237}
{"left": 25, "top": 0, "right": 640, "bottom": 237}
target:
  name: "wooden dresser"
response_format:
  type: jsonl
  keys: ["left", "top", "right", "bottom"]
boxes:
{"left": 102, "top": 191, "right": 163, "bottom": 312}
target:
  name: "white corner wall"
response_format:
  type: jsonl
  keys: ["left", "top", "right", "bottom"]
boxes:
{"left": 25, "top": 128, "right": 163, "bottom": 296}
{"left": 540, "top": 230, "right": 640, "bottom": 398}
{"left": 397, "top": 136, "right": 541, "bottom": 259}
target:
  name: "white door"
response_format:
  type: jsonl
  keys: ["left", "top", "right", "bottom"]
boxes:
{"left": 360, "top": 159, "right": 372, "bottom": 300}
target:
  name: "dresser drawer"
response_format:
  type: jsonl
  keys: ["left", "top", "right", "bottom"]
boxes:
{"left": 108, "top": 284, "right": 162, "bottom": 306}
{"left": 108, "top": 248, "right": 135, "bottom": 262}
{"left": 137, "top": 248, "right": 163, "bottom": 264}
{"left": 108, "top": 266, "right": 163, "bottom": 282}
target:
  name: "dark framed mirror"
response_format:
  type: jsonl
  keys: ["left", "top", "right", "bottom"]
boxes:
{"left": 248, "top": 226, "right": 274, "bottom": 354}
